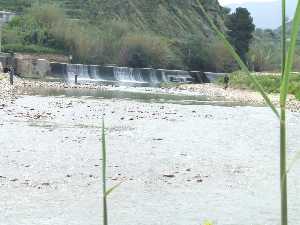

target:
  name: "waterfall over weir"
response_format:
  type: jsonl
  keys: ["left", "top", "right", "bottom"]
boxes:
{"left": 50, "top": 63, "right": 196, "bottom": 86}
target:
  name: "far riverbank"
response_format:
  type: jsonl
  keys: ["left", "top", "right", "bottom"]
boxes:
{"left": 1, "top": 73, "right": 300, "bottom": 112}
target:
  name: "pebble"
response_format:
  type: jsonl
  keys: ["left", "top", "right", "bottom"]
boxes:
{"left": 163, "top": 174, "right": 175, "bottom": 178}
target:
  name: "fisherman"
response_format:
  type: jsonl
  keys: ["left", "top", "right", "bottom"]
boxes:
{"left": 9, "top": 66, "right": 14, "bottom": 85}
{"left": 224, "top": 74, "right": 229, "bottom": 90}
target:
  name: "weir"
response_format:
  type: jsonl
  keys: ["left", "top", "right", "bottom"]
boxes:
{"left": 0, "top": 53, "right": 218, "bottom": 85}
{"left": 49, "top": 62, "right": 198, "bottom": 85}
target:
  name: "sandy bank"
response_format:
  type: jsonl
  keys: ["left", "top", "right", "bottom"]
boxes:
{"left": 178, "top": 83, "right": 300, "bottom": 112}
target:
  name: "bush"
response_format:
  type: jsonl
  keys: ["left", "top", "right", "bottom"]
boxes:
{"left": 119, "top": 34, "right": 182, "bottom": 69}
{"left": 248, "top": 42, "right": 281, "bottom": 72}
{"left": 178, "top": 35, "right": 214, "bottom": 71}
{"left": 210, "top": 42, "right": 238, "bottom": 72}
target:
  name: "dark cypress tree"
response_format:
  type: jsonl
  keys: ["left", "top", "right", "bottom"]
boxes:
{"left": 225, "top": 7, "right": 255, "bottom": 62}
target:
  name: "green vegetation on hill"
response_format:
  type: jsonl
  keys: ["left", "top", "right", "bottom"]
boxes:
{"left": 0, "top": 0, "right": 225, "bottom": 38}
{"left": 1, "top": 0, "right": 234, "bottom": 71}
{"left": 248, "top": 26, "right": 300, "bottom": 72}
{"left": 0, "top": 0, "right": 31, "bottom": 12}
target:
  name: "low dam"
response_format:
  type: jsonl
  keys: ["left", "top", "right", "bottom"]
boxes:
{"left": 51, "top": 63, "right": 198, "bottom": 85}
{"left": 0, "top": 54, "right": 225, "bottom": 85}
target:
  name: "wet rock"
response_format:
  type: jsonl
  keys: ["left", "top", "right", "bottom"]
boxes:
{"left": 163, "top": 174, "right": 175, "bottom": 178}
{"left": 205, "top": 114, "right": 213, "bottom": 119}
{"left": 153, "top": 138, "right": 163, "bottom": 141}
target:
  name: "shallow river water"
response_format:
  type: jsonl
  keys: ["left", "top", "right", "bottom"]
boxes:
{"left": 0, "top": 90, "right": 299, "bottom": 225}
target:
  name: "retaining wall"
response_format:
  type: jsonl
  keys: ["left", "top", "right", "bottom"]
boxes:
{"left": 15, "top": 58, "right": 50, "bottom": 78}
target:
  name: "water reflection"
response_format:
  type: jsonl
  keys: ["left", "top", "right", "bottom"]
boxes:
{"left": 19, "top": 86, "right": 261, "bottom": 107}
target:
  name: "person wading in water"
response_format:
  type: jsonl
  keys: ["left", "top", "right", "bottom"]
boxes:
{"left": 224, "top": 74, "right": 229, "bottom": 90}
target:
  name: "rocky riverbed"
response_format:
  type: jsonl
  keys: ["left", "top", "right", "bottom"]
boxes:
{"left": 1, "top": 74, "right": 300, "bottom": 225}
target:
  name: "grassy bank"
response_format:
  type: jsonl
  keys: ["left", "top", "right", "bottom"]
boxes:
{"left": 217, "top": 71, "right": 300, "bottom": 100}
{"left": 2, "top": 44, "right": 63, "bottom": 54}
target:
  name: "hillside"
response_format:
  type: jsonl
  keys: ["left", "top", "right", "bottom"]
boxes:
{"left": 79, "top": 0, "right": 226, "bottom": 38}
{"left": 0, "top": 0, "right": 230, "bottom": 71}
{"left": 0, "top": 0, "right": 226, "bottom": 38}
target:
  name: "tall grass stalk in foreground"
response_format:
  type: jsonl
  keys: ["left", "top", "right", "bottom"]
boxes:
{"left": 279, "top": 1, "right": 300, "bottom": 224}
{"left": 282, "top": 0, "right": 286, "bottom": 77}
{"left": 196, "top": 1, "right": 300, "bottom": 225}
{"left": 101, "top": 119, "right": 123, "bottom": 225}
{"left": 102, "top": 119, "right": 108, "bottom": 225}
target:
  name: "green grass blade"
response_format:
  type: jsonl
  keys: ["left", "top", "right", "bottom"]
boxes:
{"left": 280, "top": 108, "right": 288, "bottom": 225}
{"left": 280, "top": 0, "right": 300, "bottom": 106}
{"left": 105, "top": 180, "right": 125, "bottom": 197}
{"left": 102, "top": 119, "right": 108, "bottom": 225}
{"left": 281, "top": 0, "right": 286, "bottom": 77}
{"left": 195, "top": 0, "right": 279, "bottom": 118}
{"left": 287, "top": 150, "right": 300, "bottom": 173}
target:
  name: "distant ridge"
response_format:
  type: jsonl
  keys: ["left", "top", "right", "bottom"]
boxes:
{"left": 227, "top": 0, "right": 297, "bottom": 29}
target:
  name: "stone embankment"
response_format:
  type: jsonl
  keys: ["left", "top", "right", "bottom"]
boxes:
{"left": 1, "top": 73, "right": 300, "bottom": 112}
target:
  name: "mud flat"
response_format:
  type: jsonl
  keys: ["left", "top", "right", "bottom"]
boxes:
{"left": 0, "top": 75, "right": 300, "bottom": 225}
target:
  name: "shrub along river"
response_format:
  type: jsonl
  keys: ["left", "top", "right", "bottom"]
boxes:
{"left": 0, "top": 87, "right": 300, "bottom": 225}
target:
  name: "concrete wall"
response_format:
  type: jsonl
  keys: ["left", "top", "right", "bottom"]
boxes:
{"left": 203, "top": 72, "right": 227, "bottom": 82}
{"left": 0, "top": 52, "right": 224, "bottom": 84}
{"left": 15, "top": 58, "right": 50, "bottom": 78}
{"left": 47, "top": 62, "right": 197, "bottom": 84}
{"left": 50, "top": 62, "right": 67, "bottom": 78}
{"left": 12, "top": 57, "right": 221, "bottom": 84}
{"left": 0, "top": 53, "right": 13, "bottom": 70}
{"left": 190, "top": 71, "right": 210, "bottom": 83}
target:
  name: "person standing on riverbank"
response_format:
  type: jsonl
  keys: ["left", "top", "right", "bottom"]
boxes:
{"left": 224, "top": 74, "right": 229, "bottom": 90}
{"left": 9, "top": 66, "right": 14, "bottom": 85}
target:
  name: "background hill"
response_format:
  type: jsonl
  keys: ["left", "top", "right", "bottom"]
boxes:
{"left": 0, "top": 0, "right": 225, "bottom": 38}
{"left": 0, "top": 0, "right": 232, "bottom": 71}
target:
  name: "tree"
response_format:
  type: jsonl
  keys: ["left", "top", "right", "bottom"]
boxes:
{"left": 225, "top": 7, "right": 255, "bottom": 62}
